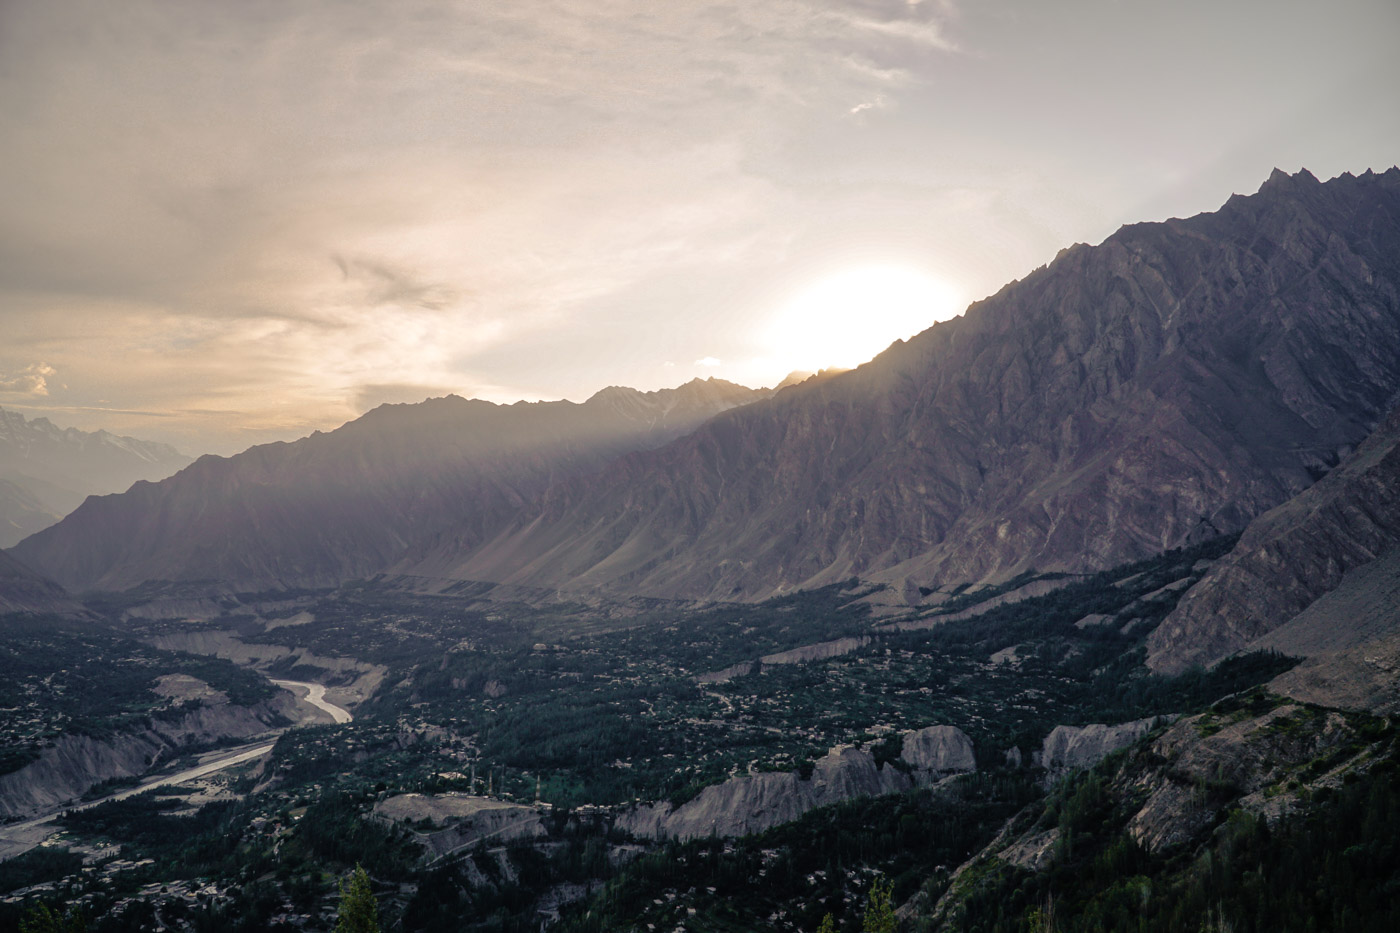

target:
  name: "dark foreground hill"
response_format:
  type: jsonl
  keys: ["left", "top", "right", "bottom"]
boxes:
{"left": 394, "top": 168, "right": 1400, "bottom": 600}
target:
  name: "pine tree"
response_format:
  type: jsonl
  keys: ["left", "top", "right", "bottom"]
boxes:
{"left": 335, "top": 864, "right": 381, "bottom": 933}
{"left": 817, "top": 913, "right": 837, "bottom": 933}
{"left": 862, "top": 876, "right": 896, "bottom": 933}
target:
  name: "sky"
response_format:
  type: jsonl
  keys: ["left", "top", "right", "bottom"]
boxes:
{"left": 1, "top": 0, "right": 1397, "bottom": 456}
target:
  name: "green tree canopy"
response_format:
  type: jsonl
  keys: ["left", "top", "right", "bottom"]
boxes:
{"left": 863, "top": 875, "right": 895, "bottom": 933}
{"left": 335, "top": 864, "right": 380, "bottom": 933}
{"left": 19, "top": 904, "right": 86, "bottom": 933}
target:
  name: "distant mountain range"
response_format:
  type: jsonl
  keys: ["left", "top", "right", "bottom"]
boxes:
{"left": 10, "top": 379, "right": 769, "bottom": 593}
{"left": 9, "top": 169, "right": 1400, "bottom": 652}
{"left": 0, "top": 408, "right": 191, "bottom": 548}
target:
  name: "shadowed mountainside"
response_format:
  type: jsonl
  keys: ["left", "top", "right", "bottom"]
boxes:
{"left": 10, "top": 379, "right": 768, "bottom": 593}
{"left": 393, "top": 168, "right": 1400, "bottom": 600}
{"left": 0, "top": 549, "right": 80, "bottom": 616}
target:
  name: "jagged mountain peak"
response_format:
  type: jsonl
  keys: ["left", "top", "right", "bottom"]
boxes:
{"left": 391, "top": 167, "right": 1400, "bottom": 601}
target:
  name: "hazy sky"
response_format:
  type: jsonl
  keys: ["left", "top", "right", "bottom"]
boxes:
{"left": 2, "top": 0, "right": 1397, "bottom": 455}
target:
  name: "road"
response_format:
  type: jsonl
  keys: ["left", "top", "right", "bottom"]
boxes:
{"left": 0, "top": 681, "right": 352, "bottom": 861}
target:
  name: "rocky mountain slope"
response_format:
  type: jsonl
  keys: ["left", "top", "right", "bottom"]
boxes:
{"left": 0, "top": 408, "right": 191, "bottom": 547}
{"left": 10, "top": 379, "right": 768, "bottom": 593}
{"left": 395, "top": 167, "right": 1400, "bottom": 601}
{"left": 1147, "top": 403, "right": 1400, "bottom": 673}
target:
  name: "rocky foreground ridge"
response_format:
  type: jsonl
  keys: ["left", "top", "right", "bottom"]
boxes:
{"left": 397, "top": 168, "right": 1400, "bottom": 601}
{"left": 923, "top": 693, "right": 1385, "bottom": 930}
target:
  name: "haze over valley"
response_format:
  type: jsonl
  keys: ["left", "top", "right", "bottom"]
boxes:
{"left": 2, "top": 2, "right": 1400, "bottom": 932}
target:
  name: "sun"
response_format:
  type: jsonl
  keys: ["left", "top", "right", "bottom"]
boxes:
{"left": 761, "top": 265, "right": 965, "bottom": 375}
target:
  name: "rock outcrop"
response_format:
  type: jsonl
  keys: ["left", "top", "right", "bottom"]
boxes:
{"left": 1147, "top": 404, "right": 1400, "bottom": 673}
{"left": 1270, "top": 629, "right": 1400, "bottom": 715}
{"left": 1035, "top": 718, "right": 1163, "bottom": 784}
{"left": 373, "top": 794, "right": 546, "bottom": 859}
{"left": 617, "top": 725, "right": 975, "bottom": 840}
{"left": 902, "top": 724, "right": 977, "bottom": 774}
{"left": 395, "top": 168, "right": 1400, "bottom": 601}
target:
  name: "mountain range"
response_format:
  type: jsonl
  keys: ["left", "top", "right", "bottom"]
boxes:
{"left": 391, "top": 167, "right": 1400, "bottom": 601}
{"left": 0, "top": 408, "right": 191, "bottom": 548}
{"left": 8, "top": 168, "right": 1400, "bottom": 641}
{"left": 10, "top": 379, "right": 768, "bottom": 593}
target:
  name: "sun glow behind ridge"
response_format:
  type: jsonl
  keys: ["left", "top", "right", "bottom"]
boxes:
{"left": 760, "top": 265, "right": 965, "bottom": 375}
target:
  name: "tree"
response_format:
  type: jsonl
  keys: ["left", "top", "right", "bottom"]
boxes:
{"left": 1028, "top": 893, "right": 1058, "bottom": 933}
{"left": 862, "top": 876, "right": 896, "bottom": 933}
{"left": 19, "top": 904, "right": 86, "bottom": 933}
{"left": 817, "top": 913, "right": 837, "bottom": 933}
{"left": 335, "top": 864, "right": 380, "bottom": 933}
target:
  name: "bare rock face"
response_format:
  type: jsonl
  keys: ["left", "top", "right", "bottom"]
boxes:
{"left": 901, "top": 725, "right": 977, "bottom": 775}
{"left": 1147, "top": 404, "right": 1400, "bottom": 673}
{"left": 1035, "top": 719, "right": 1162, "bottom": 784}
{"left": 12, "top": 378, "right": 767, "bottom": 594}
{"left": 373, "top": 794, "right": 546, "bottom": 859}
{"left": 398, "top": 168, "right": 1400, "bottom": 601}
{"left": 617, "top": 726, "right": 976, "bottom": 841}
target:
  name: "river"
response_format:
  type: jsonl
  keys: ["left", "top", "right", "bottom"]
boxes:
{"left": 272, "top": 679, "right": 353, "bottom": 724}
{"left": 0, "top": 681, "right": 352, "bottom": 861}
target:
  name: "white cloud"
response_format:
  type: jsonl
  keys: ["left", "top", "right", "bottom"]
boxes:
{"left": 695, "top": 357, "right": 723, "bottom": 368}
{"left": 0, "top": 362, "right": 56, "bottom": 396}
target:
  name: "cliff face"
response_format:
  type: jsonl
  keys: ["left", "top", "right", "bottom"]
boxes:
{"left": 617, "top": 725, "right": 974, "bottom": 841}
{"left": 1146, "top": 404, "right": 1400, "bottom": 674}
{"left": 398, "top": 168, "right": 1400, "bottom": 601}
{"left": 1035, "top": 718, "right": 1165, "bottom": 785}
{"left": 0, "top": 690, "right": 303, "bottom": 819}
{"left": 11, "top": 379, "right": 766, "bottom": 594}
